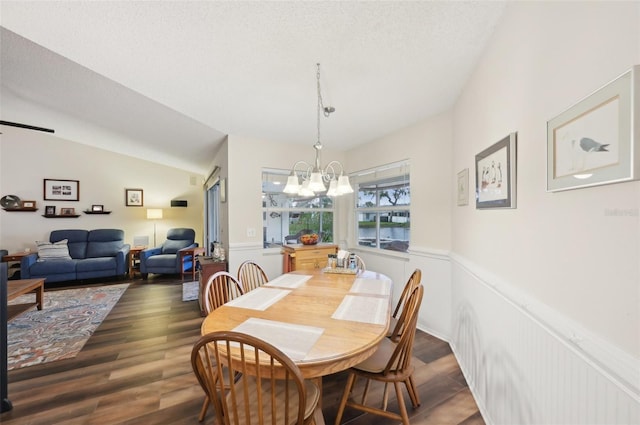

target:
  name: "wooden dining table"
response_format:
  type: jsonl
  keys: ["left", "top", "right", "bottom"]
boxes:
{"left": 200, "top": 268, "right": 393, "bottom": 380}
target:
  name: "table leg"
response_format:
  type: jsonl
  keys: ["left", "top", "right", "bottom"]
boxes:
{"left": 35, "top": 282, "right": 44, "bottom": 310}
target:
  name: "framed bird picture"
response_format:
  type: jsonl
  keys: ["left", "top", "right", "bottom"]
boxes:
{"left": 475, "top": 133, "right": 517, "bottom": 209}
{"left": 547, "top": 65, "right": 639, "bottom": 192}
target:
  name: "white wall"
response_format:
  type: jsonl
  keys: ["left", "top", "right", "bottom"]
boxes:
{"left": 450, "top": 2, "right": 640, "bottom": 423}
{"left": 346, "top": 111, "right": 454, "bottom": 339}
{"left": 0, "top": 126, "right": 205, "bottom": 252}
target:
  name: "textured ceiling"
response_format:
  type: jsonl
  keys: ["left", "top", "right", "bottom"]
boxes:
{"left": 0, "top": 1, "right": 507, "bottom": 173}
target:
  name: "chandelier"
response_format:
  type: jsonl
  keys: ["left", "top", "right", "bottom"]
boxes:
{"left": 283, "top": 63, "right": 353, "bottom": 197}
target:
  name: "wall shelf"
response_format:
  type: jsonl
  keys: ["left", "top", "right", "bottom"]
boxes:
{"left": 42, "top": 214, "right": 80, "bottom": 218}
{"left": 83, "top": 211, "right": 112, "bottom": 215}
{"left": 2, "top": 208, "right": 38, "bottom": 212}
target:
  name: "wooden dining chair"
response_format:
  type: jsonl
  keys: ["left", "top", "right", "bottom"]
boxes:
{"left": 191, "top": 331, "right": 321, "bottom": 425}
{"left": 199, "top": 271, "right": 245, "bottom": 420}
{"left": 334, "top": 284, "right": 424, "bottom": 425}
{"left": 203, "top": 271, "right": 245, "bottom": 313}
{"left": 237, "top": 260, "right": 269, "bottom": 293}
{"left": 387, "top": 268, "right": 422, "bottom": 342}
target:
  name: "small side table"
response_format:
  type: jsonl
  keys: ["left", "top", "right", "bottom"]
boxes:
{"left": 1, "top": 251, "right": 32, "bottom": 280}
{"left": 129, "top": 246, "right": 147, "bottom": 278}
{"left": 180, "top": 246, "right": 206, "bottom": 281}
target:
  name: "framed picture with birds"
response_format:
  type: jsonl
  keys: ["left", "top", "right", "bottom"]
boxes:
{"left": 475, "top": 132, "right": 517, "bottom": 209}
{"left": 547, "top": 65, "right": 639, "bottom": 192}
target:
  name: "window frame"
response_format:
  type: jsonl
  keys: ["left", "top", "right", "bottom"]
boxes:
{"left": 353, "top": 160, "right": 411, "bottom": 253}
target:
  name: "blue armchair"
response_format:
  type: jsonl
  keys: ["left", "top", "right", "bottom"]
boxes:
{"left": 140, "top": 228, "right": 197, "bottom": 279}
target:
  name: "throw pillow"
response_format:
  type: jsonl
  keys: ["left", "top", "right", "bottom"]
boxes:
{"left": 36, "top": 239, "right": 72, "bottom": 261}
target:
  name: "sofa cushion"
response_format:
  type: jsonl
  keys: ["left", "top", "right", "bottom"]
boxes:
{"left": 86, "top": 229, "right": 124, "bottom": 258}
{"left": 162, "top": 239, "right": 191, "bottom": 254}
{"left": 50, "top": 229, "right": 89, "bottom": 259}
{"left": 30, "top": 258, "right": 77, "bottom": 274}
{"left": 36, "top": 239, "right": 72, "bottom": 261}
{"left": 76, "top": 257, "right": 117, "bottom": 272}
{"left": 145, "top": 254, "right": 177, "bottom": 268}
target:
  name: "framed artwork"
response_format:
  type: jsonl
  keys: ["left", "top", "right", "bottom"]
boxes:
{"left": 21, "top": 200, "right": 36, "bottom": 208}
{"left": 220, "top": 178, "right": 227, "bottom": 203}
{"left": 60, "top": 207, "right": 76, "bottom": 216}
{"left": 125, "top": 189, "right": 144, "bottom": 206}
{"left": 547, "top": 65, "right": 639, "bottom": 191}
{"left": 475, "top": 132, "right": 517, "bottom": 209}
{"left": 45, "top": 205, "right": 56, "bottom": 216}
{"left": 457, "top": 168, "right": 469, "bottom": 206}
{"left": 43, "top": 179, "right": 79, "bottom": 201}
{"left": 92, "top": 204, "right": 104, "bottom": 212}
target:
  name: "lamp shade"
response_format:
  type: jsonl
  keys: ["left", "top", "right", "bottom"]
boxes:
{"left": 308, "top": 171, "right": 327, "bottom": 192}
{"left": 337, "top": 175, "right": 354, "bottom": 194}
{"left": 146, "top": 208, "right": 163, "bottom": 219}
{"left": 283, "top": 174, "right": 301, "bottom": 194}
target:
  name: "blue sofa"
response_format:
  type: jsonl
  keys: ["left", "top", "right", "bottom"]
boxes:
{"left": 21, "top": 229, "right": 130, "bottom": 283}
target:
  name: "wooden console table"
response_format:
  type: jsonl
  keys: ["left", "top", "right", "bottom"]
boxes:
{"left": 282, "top": 244, "right": 338, "bottom": 272}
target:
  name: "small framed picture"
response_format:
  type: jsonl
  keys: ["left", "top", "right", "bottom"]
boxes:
{"left": 60, "top": 207, "right": 76, "bottom": 216}
{"left": 45, "top": 205, "right": 56, "bottom": 216}
{"left": 475, "top": 132, "right": 517, "bottom": 209}
{"left": 126, "top": 188, "right": 144, "bottom": 207}
{"left": 21, "top": 200, "right": 36, "bottom": 208}
{"left": 457, "top": 169, "right": 469, "bottom": 206}
{"left": 92, "top": 204, "right": 104, "bottom": 212}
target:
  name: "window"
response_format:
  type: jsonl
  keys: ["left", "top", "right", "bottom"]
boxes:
{"left": 262, "top": 170, "right": 334, "bottom": 248}
{"left": 354, "top": 161, "right": 410, "bottom": 252}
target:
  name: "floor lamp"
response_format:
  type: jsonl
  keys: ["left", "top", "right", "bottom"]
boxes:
{"left": 146, "top": 208, "right": 163, "bottom": 247}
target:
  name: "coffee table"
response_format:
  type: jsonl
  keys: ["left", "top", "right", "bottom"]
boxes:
{"left": 7, "top": 278, "right": 45, "bottom": 321}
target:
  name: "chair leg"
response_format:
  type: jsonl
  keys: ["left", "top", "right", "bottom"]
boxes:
{"left": 381, "top": 383, "right": 390, "bottom": 410}
{"left": 334, "top": 372, "right": 356, "bottom": 425}
{"left": 198, "top": 396, "right": 209, "bottom": 422}
{"left": 360, "top": 377, "right": 371, "bottom": 404}
{"left": 405, "top": 375, "right": 420, "bottom": 408}
{"left": 394, "top": 381, "right": 411, "bottom": 425}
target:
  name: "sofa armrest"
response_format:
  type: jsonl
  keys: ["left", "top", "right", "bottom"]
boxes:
{"left": 139, "top": 247, "right": 162, "bottom": 273}
{"left": 20, "top": 253, "right": 39, "bottom": 279}
{"left": 115, "top": 244, "right": 131, "bottom": 275}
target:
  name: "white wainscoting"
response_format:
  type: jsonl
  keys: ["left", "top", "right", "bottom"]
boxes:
{"left": 451, "top": 254, "right": 640, "bottom": 425}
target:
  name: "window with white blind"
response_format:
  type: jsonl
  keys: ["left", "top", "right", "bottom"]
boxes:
{"left": 354, "top": 160, "right": 410, "bottom": 252}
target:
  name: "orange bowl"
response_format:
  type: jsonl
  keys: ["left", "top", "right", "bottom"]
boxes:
{"left": 300, "top": 233, "right": 319, "bottom": 245}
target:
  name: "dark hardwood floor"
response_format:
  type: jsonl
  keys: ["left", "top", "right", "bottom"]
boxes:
{"left": 2, "top": 276, "right": 484, "bottom": 424}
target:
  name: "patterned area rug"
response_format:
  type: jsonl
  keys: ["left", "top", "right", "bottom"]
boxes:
{"left": 7, "top": 283, "right": 129, "bottom": 370}
{"left": 182, "top": 281, "right": 199, "bottom": 302}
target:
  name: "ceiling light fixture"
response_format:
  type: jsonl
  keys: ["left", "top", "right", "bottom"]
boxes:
{"left": 283, "top": 63, "right": 353, "bottom": 197}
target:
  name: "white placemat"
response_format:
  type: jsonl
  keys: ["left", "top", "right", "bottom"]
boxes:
{"left": 264, "top": 274, "right": 312, "bottom": 289}
{"left": 232, "top": 318, "right": 324, "bottom": 361}
{"left": 332, "top": 295, "right": 389, "bottom": 325}
{"left": 349, "top": 278, "right": 392, "bottom": 296}
{"left": 224, "top": 287, "right": 290, "bottom": 311}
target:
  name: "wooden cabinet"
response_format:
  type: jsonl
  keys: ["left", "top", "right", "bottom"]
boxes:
{"left": 282, "top": 244, "right": 338, "bottom": 272}
{"left": 198, "top": 258, "right": 227, "bottom": 316}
